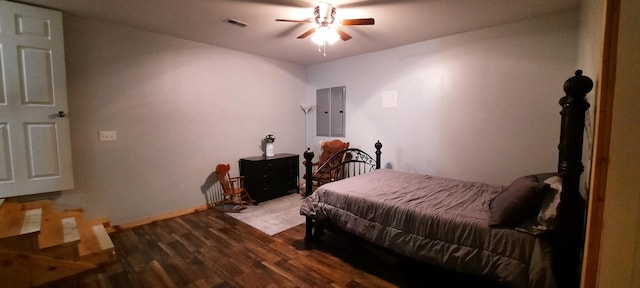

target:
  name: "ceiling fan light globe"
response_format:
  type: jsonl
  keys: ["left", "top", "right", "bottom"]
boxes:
{"left": 312, "top": 26, "right": 339, "bottom": 45}
{"left": 327, "top": 29, "right": 340, "bottom": 44}
{"left": 311, "top": 32, "right": 324, "bottom": 45}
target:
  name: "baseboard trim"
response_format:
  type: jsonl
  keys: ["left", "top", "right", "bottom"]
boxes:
{"left": 108, "top": 204, "right": 210, "bottom": 233}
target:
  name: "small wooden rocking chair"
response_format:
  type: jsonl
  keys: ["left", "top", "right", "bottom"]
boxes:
{"left": 215, "top": 164, "right": 255, "bottom": 212}
{"left": 310, "top": 139, "right": 350, "bottom": 173}
{"left": 302, "top": 139, "right": 350, "bottom": 195}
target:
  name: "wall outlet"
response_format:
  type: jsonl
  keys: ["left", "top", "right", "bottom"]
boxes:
{"left": 99, "top": 130, "right": 117, "bottom": 141}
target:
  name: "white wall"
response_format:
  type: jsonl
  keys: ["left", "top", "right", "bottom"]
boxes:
{"left": 307, "top": 10, "right": 579, "bottom": 185}
{"left": 59, "top": 15, "right": 308, "bottom": 224}
{"left": 55, "top": 9, "right": 583, "bottom": 226}
{"left": 577, "top": 0, "right": 605, "bottom": 199}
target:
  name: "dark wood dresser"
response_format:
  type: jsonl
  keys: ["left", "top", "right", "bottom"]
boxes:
{"left": 239, "top": 153, "right": 299, "bottom": 203}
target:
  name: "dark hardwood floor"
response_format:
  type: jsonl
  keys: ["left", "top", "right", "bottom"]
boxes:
{"left": 39, "top": 209, "right": 504, "bottom": 288}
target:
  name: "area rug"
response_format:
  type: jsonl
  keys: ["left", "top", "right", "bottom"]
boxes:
{"left": 226, "top": 193, "right": 306, "bottom": 236}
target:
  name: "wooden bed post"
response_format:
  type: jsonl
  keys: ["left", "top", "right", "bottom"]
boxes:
{"left": 556, "top": 70, "right": 592, "bottom": 288}
{"left": 303, "top": 148, "right": 314, "bottom": 197}
{"left": 302, "top": 143, "right": 382, "bottom": 241}
{"left": 375, "top": 141, "right": 382, "bottom": 169}
{"left": 303, "top": 148, "right": 315, "bottom": 240}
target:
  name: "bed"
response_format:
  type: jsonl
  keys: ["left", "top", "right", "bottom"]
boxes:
{"left": 300, "top": 71, "right": 593, "bottom": 288}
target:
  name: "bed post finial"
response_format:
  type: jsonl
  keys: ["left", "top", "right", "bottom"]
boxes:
{"left": 375, "top": 141, "right": 382, "bottom": 169}
{"left": 555, "top": 70, "right": 592, "bottom": 288}
{"left": 558, "top": 70, "right": 592, "bottom": 176}
{"left": 304, "top": 148, "right": 314, "bottom": 196}
{"left": 563, "top": 70, "right": 594, "bottom": 96}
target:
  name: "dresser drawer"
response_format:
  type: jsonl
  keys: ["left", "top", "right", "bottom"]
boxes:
{"left": 250, "top": 179, "right": 298, "bottom": 195}
{"left": 239, "top": 153, "right": 300, "bottom": 203}
{"left": 256, "top": 168, "right": 296, "bottom": 181}
{"left": 249, "top": 157, "right": 297, "bottom": 170}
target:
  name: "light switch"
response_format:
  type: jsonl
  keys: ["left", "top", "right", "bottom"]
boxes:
{"left": 99, "top": 130, "right": 117, "bottom": 141}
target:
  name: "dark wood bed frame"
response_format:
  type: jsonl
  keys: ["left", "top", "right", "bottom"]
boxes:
{"left": 302, "top": 70, "right": 593, "bottom": 288}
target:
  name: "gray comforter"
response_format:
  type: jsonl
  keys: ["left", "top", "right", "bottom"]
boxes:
{"left": 300, "top": 169, "right": 555, "bottom": 288}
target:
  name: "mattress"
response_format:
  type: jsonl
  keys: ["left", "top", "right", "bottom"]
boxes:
{"left": 300, "top": 169, "right": 555, "bottom": 288}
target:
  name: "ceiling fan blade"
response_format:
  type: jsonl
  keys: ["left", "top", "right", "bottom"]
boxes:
{"left": 338, "top": 0, "right": 397, "bottom": 9}
{"left": 297, "top": 28, "right": 316, "bottom": 39}
{"left": 235, "top": 0, "right": 310, "bottom": 8}
{"left": 276, "top": 19, "right": 312, "bottom": 23}
{"left": 341, "top": 18, "right": 375, "bottom": 26}
{"left": 335, "top": 29, "right": 352, "bottom": 41}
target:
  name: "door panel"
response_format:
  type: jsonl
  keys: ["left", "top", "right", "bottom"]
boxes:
{"left": 25, "top": 123, "right": 60, "bottom": 178}
{"left": 20, "top": 46, "right": 54, "bottom": 104}
{"left": 330, "top": 86, "right": 345, "bottom": 137}
{"left": 316, "top": 86, "right": 347, "bottom": 137}
{"left": 0, "top": 48, "right": 5, "bottom": 105}
{"left": 316, "top": 88, "right": 330, "bottom": 137}
{"left": 15, "top": 14, "right": 52, "bottom": 38}
{"left": 0, "top": 123, "right": 12, "bottom": 182}
{"left": 0, "top": 1, "right": 73, "bottom": 198}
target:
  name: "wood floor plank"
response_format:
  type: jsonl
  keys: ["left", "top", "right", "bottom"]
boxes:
{"left": 150, "top": 260, "right": 178, "bottom": 288}
{"left": 263, "top": 258, "right": 331, "bottom": 288}
{"left": 135, "top": 268, "right": 165, "bottom": 288}
{"left": 37, "top": 208, "right": 504, "bottom": 288}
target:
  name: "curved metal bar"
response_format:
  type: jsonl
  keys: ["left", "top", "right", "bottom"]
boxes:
{"left": 302, "top": 142, "right": 382, "bottom": 240}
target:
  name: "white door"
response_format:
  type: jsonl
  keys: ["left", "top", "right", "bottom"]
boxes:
{"left": 0, "top": 1, "right": 73, "bottom": 198}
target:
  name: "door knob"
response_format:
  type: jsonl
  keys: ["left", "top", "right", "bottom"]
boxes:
{"left": 57, "top": 111, "right": 66, "bottom": 117}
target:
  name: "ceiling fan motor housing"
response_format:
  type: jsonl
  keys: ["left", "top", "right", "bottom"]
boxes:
{"left": 314, "top": 2, "right": 336, "bottom": 27}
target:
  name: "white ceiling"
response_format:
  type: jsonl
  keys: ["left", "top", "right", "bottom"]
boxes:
{"left": 14, "top": 0, "right": 581, "bottom": 66}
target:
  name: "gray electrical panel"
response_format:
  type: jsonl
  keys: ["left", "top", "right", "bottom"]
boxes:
{"left": 316, "top": 86, "right": 346, "bottom": 137}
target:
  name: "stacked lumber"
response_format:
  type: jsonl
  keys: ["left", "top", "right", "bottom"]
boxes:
{"left": 0, "top": 199, "right": 115, "bottom": 287}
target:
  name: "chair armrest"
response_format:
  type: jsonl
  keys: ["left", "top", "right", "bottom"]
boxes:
{"left": 229, "top": 176, "right": 245, "bottom": 188}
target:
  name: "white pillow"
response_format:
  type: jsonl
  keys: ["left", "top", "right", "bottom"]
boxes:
{"left": 536, "top": 176, "right": 563, "bottom": 229}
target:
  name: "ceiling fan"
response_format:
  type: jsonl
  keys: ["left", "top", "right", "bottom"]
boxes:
{"left": 275, "top": 1, "right": 375, "bottom": 44}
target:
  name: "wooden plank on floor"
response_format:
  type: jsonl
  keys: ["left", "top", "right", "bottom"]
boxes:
{"left": 41, "top": 207, "right": 504, "bottom": 288}
{"left": 150, "top": 260, "right": 177, "bottom": 288}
